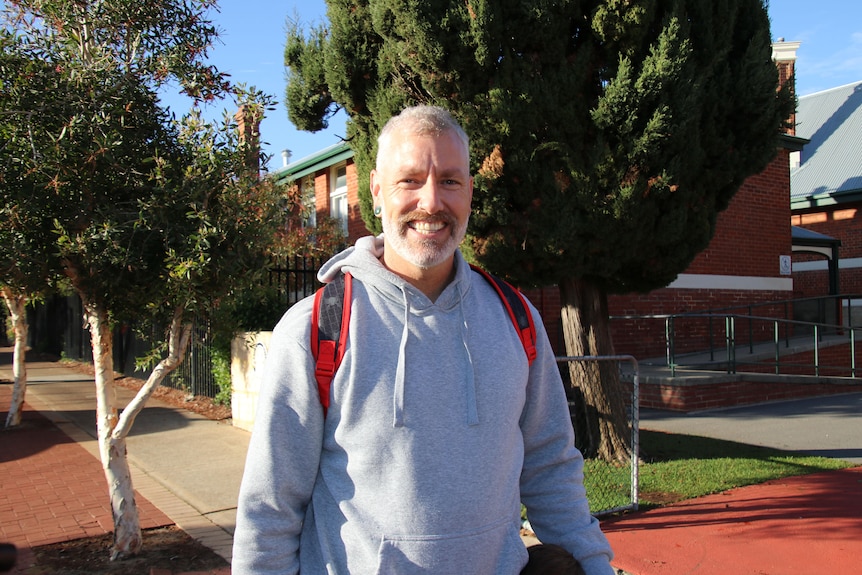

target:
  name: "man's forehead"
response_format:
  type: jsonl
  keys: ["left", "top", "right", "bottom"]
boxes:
{"left": 386, "top": 134, "right": 469, "bottom": 168}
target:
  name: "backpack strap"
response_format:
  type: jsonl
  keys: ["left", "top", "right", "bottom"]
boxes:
{"left": 469, "top": 264, "right": 537, "bottom": 366}
{"left": 311, "top": 272, "right": 352, "bottom": 417}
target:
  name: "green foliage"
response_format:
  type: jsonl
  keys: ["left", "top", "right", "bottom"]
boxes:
{"left": 2, "top": 0, "right": 285, "bottom": 372}
{"left": 284, "top": 0, "right": 794, "bottom": 293}
{"left": 210, "top": 343, "right": 232, "bottom": 406}
{"left": 274, "top": 215, "right": 347, "bottom": 258}
{"left": 208, "top": 284, "right": 285, "bottom": 350}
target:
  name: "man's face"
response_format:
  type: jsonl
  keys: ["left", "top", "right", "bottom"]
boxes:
{"left": 370, "top": 127, "right": 473, "bottom": 278}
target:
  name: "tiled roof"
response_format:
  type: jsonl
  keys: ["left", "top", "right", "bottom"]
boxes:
{"left": 791, "top": 80, "right": 862, "bottom": 204}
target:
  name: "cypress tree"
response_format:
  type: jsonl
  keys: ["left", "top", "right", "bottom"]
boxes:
{"left": 285, "top": 0, "right": 794, "bottom": 462}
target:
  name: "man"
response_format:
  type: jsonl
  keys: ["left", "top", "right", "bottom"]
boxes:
{"left": 233, "top": 105, "right": 615, "bottom": 574}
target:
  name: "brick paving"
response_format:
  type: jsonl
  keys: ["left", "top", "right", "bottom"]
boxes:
{"left": 0, "top": 385, "right": 173, "bottom": 573}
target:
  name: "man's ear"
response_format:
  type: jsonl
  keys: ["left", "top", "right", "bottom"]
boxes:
{"left": 369, "top": 169, "right": 380, "bottom": 200}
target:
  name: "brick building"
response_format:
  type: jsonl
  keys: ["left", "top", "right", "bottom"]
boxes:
{"left": 789, "top": 79, "right": 862, "bottom": 326}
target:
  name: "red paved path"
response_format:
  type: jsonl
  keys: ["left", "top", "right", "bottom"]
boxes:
{"left": 0, "top": 387, "right": 172, "bottom": 574}
{"left": 603, "top": 466, "right": 862, "bottom": 575}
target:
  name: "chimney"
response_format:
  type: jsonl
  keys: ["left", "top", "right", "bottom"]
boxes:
{"left": 235, "top": 105, "right": 263, "bottom": 175}
{"left": 772, "top": 40, "right": 801, "bottom": 135}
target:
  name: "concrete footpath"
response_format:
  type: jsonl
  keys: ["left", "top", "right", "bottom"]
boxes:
{"left": 2, "top": 348, "right": 862, "bottom": 574}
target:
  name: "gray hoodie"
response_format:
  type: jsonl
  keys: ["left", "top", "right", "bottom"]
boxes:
{"left": 233, "top": 235, "right": 615, "bottom": 574}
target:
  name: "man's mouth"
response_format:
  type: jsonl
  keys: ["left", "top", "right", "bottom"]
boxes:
{"left": 409, "top": 220, "right": 447, "bottom": 234}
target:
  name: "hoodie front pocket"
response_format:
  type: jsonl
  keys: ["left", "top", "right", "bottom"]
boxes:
{"left": 374, "top": 517, "right": 526, "bottom": 575}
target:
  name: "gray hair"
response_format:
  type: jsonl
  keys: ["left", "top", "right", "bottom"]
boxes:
{"left": 376, "top": 105, "right": 470, "bottom": 168}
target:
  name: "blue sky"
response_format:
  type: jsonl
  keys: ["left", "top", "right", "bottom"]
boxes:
{"left": 163, "top": 1, "right": 862, "bottom": 169}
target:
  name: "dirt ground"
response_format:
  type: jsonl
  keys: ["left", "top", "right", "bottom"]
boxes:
{"left": 9, "top": 359, "right": 232, "bottom": 574}
{"left": 23, "top": 526, "right": 230, "bottom": 574}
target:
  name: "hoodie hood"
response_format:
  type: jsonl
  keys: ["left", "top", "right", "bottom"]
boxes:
{"left": 317, "top": 234, "right": 478, "bottom": 426}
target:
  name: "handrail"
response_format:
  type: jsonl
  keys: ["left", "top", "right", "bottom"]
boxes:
{"left": 672, "top": 293, "right": 862, "bottom": 319}
{"left": 655, "top": 312, "right": 858, "bottom": 377}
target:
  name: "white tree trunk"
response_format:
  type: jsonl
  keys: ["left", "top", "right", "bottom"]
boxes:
{"left": 83, "top": 298, "right": 142, "bottom": 560}
{"left": 114, "top": 307, "right": 192, "bottom": 437}
{"left": 84, "top": 301, "right": 193, "bottom": 560}
{"left": 2, "top": 288, "right": 28, "bottom": 429}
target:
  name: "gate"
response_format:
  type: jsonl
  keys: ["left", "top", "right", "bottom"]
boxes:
{"left": 556, "top": 355, "right": 640, "bottom": 516}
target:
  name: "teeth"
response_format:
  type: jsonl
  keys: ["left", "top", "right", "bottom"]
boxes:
{"left": 411, "top": 221, "right": 444, "bottom": 233}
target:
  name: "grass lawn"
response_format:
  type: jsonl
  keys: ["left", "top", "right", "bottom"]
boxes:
{"left": 583, "top": 429, "right": 854, "bottom": 514}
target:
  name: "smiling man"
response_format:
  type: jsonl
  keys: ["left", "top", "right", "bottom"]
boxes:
{"left": 369, "top": 106, "right": 473, "bottom": 300}
{"left": 232, "top": 105, "right": 615, "bottom": 575}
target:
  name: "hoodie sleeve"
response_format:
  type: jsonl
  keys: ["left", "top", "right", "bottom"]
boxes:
{"left": 518, "top": 304, "right": 616, "bottom": 575}
{"left": 232, "top": 298, "right": 324, "bottom": 575}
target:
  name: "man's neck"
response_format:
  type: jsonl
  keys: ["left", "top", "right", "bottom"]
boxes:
{"left": 380, "top": 254, "right": 456, "bottom": 303}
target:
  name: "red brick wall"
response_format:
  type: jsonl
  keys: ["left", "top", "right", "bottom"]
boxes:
{"left": 637, "top": 339, "right": 862, "bottom": 411}
{"left": 640, "top": 378, "right": 862, "bottom": 411}
{"left": 518, "top": 150, "right": 794, "bottom": 361}
{"left": 609, "top": 289, "right": 791, "bottom": 360}
{"left": 738, "top": 340, "right": 862, "bottom": 377}
{"left": 345, "top": 161, "right": 368, "bottom": 241}
{"left": 310, "top": 159, "right": 369, "bottom": 244}
{"left": 313, "top": 168, "right": 328, "bottom": 221}
{"left": 792, "top": 202, "right": 862, "bottom": 297}
{"left": 522, "top": 287, "right": 564, "bottom": 353}
{"left": 686, "top": 151, "right": 792, "bottom": 277}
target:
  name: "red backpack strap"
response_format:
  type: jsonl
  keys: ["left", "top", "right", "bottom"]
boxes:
{"left": 470, "top": 265, "right": 537, "bottom": 365}
{"left": 311, "top": 272, "right": 353, "bottom": 417}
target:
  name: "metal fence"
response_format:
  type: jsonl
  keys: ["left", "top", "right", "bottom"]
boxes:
{"left": 557, "top": 355, "right": 640, "bottom": 517}
{"left": 28, "top": 257, "right": 328, "bottom": 399}
{"left": 164, "top": 315, "right": 217, "bottom": 397}
{"left": 269, "top": 255, "right": 327, "bottom": 310}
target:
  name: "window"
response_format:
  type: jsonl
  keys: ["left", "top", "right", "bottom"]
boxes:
{"left": 330, "top": 163, "right": 348, "bottom": 235}
{"left": 301, "top": 176, "right": 316, "bottom": 228}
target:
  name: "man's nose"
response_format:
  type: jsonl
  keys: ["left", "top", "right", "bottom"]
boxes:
{"left": 416, "top": 180, "right": 444, "bottom": 213}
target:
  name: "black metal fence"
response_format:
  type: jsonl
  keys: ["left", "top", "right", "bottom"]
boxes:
{"left": 268, "top": 255, "right": 327, "bottom": 309}
{"left": 25, "top": 256, "right": 327, "bottom": 399}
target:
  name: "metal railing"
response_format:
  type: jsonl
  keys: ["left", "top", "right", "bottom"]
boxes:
{"left": 31, "top": 258, "right": 328, "bottom": 399}
{"left": 268, "top": 255, "right": 327, "bottom": 309}
{"left": 664, "top": 312, "right": 859, "bottom": 377}
{"left": 556, "top": 354, "right": 639, "bottom": 517}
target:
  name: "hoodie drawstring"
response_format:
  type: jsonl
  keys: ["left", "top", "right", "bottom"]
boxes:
{"left": 392, "top": 284, "right": 479, "bottom": 427}
{"left": 393, "top": 290, "right": 410, "bottom": 427}
{"left": 458, "top": 283, "right": 480, "bottom": 426}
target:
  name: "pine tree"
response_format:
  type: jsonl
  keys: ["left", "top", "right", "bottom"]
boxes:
{"left": 285, "top": 0, "right": 794, "bottom": 462}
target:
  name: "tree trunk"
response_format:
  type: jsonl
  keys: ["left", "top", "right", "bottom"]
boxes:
{"left": 114, "top": 307, "right": 192, "bottom": 438}
{"left": 82, "top": 297, "right": 142, "bottom": 560}
{"left": 2, "top": 289, "right": 28, "bottom": 429}
{"left": 558, "top": 277, "right": 632, "bottom": 464}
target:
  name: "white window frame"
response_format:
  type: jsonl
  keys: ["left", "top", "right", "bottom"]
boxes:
{"left": 330, "top": 163, "right": 348, "bottom": 236}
